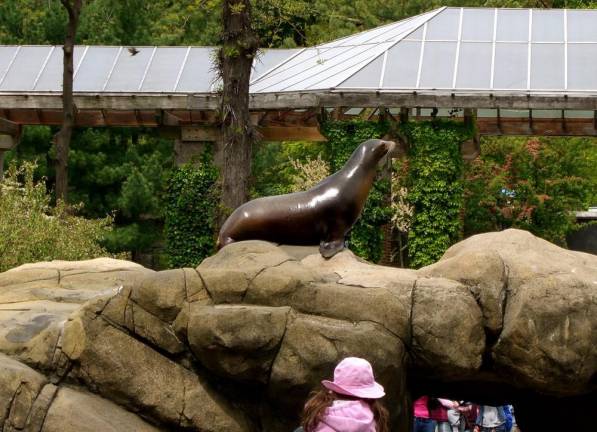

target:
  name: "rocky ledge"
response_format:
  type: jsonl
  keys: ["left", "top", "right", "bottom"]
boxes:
{"left": 0, "top": 229, "right": 595, "bottom": 432}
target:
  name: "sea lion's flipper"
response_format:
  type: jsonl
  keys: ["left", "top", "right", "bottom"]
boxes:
{"left": 319, "top": 239, "right": 345, "bottom": 259}
{"left": 217, "top": 236, "right": 235, "bottom": 250}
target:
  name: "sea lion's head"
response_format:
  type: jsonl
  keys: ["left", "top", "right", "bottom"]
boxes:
{"left": 355, "top": 139, "right": 396, "bottom": 168}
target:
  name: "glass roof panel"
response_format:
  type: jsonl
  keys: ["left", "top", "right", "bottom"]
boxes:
{"left": 532, "top": 10, "right": 564, "bottom": 42}
{"left": 404, "top": 27, "right": 424, "bottom": 40}
{"left": 493, "top": 42, "right": 528, "bottom": 89}
{"left": 530, "top": 43, "right": 564, "bottom": 89}
{"left": 282, "top": 43, "right": 390, "bottom": 91}
{"left": 74, "top": 47, "right": 120, "bottom": 91}
{"left": 141, "top": 47, "right": 188, "bottom": 92}
{"left": 322, "top": 10, "right": 437, "bottom": 47}
{"left": 500, "top": 109, "right": 529, "bottom": 118}
{"left": 377, "top": 14, "right": 434, "bottom": 43}
{"left": 176, "top": 47, "right": 218, "bottom": 92}
{"left": 419, "top": 41, "right": 457, "bottom": 88}
{"left": 253, "top": 47, "right": 333, "bottom": 84}
{"left": 496, "top": 9, "right": 529, "bottom": 42}
{"left": 339, "top": 54, "right": 383, "bottom": 88}
{"left": 564, "top": 110, "right": 594, "bottom": 119}
{"left": 34, "top": 46, "right": 85, "bottom": 91}
{"left": 425, "top": 7, "right": 459, "bottom": 40}
{"left": 383, "top": 41, "right": 420, "bottom": 88}
{"left": 461, "top": 8, "right": 494, "bottom": 41}
{"left": 323, "top": 19, "right": 412, "bottom": 48}
{"left": 0, "top": 46, "right": 52, "bottom": 91}
{"left": 568, "top": 43, "right": 597, "bottom": 90}
{"left": 456, "top": 42, "right": 492, "bottom": 89}
{"left": 251, "top": 49, "right": 299, "bottom": 81}
{"left": 567, "top": 10, "right": 597, "bottom": 42}
{"left": 104, "top": 46, "right": 154, "bottom": 91}
{"left": 532, "top": 109, "right": 561, "bottom": 118}
{"left": 0, "top": 46, "right": 19, "bottom": 85}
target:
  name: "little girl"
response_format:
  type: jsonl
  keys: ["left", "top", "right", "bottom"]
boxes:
{"left": 300, "top": 357, "right": 389, "bottom": 432}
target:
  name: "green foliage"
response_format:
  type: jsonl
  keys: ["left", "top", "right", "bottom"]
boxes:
{"left": 164, "top": 153, "right": 220, "bottom": 268}
{"left": 5, "top": 127, "right": 172, "bottom": 257}
{"left": 1, "top": 0, "right": 595, "bottom": 49}
{"left": 321, "top": 119, "right": 392, "bottom": 262}
{"left": 402, "top": 121, "right": 472, "bottom": 268}
{"left": 0, "top": 162, "right": 114, "bottom": 272}
{"left": 464, "top": 136, "right": 597, "bottom": 246}
{"left": 251, "top": 140, "right": 327, "bottom": 197}
{"left": 118, "top": 167, "right": 159, "bottom": 219}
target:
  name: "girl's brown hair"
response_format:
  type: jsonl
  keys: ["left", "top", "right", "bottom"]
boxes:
{"left": 300, "top": 388, "right": 390, "bottom": 432}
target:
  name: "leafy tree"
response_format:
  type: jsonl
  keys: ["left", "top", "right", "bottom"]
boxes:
{"left": 464, "top": 136, "right": 597, "bottom": 246}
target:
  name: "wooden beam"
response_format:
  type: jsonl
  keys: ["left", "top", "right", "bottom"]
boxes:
{"left": 399, "top": 107, "right": 409, "bottom": 123}
{"left": 0, "top": 134, "right": 17, "bottom": 150}
{"left": 0, "top": 117, "right": 19, "bottom": 136}
{"left": 258, "top": 126, "right": 326, "bottom": 142}
{"left": 476, "top": 117, "right": 597, "bottom": 136}
{"left": 2, "top": 91, "right": 597, "bottom": 112}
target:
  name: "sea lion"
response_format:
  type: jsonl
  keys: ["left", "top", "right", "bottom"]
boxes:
{"left": 217, "top": 138, "right": 396, "bottom": 258}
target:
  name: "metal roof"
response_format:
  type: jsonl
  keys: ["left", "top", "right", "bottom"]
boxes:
{"left": 251, "top": 7, "right": 597, "bottom": 96}
{"left": 2, "top": 7, "right": 597, "bottom": 113}
{"left": 0, "top": 46, "right": 299, "bottom": 93}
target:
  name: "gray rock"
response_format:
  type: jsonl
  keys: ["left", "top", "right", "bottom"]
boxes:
{"left": 188, "top": 304, "right": 290, "bottom": 383}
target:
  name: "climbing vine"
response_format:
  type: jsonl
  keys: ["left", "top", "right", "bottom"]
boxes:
{"left": 401, "top": 120, "right": 473, "bottom": 268}
{"left": 164, "top": 151, "right": 220, "bottom": 268}
{"left": 321, "top": 119, "right": 392, "bottom": 262}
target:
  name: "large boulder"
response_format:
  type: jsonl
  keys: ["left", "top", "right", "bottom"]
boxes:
{"left": 0, "top": 230, "right": 595, "bottom": 432}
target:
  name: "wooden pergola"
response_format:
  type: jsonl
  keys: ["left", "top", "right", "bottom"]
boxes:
{"left": 2, "top": 7, "right": 597, "bottom": 165}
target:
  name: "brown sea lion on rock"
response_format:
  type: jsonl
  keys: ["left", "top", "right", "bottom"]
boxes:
{"left": 217, "top": 139, "right": 396, "bottom": 258}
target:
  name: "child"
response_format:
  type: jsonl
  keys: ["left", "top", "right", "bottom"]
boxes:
{"left": 300, "top": 357, "right": 389, "bottom": 432}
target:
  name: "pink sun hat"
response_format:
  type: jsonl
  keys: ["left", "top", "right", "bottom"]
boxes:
{"left": 321, "top": 357, "right": 385, "bottom": 399}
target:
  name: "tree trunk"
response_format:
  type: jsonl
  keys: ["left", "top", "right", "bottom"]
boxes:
{"left": 55, "top": 0, "right": 82, "bottom": 202}
{"left": 217, "top": 0, "right": 259, "bottom": 225}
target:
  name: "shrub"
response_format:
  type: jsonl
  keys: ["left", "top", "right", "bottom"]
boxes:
{"left": 288, "top": 154, "right": 330, "bottom": 192}
{"left": 164, "top": 152, "right": 219, "bottom": 268}
{"left": 0, "top": 162, "right": 114, "bottom": 272}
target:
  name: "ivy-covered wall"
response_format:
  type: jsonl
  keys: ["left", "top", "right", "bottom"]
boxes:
{"left": 401, "top": 120, "right": 473, "bottom": 268}
{"left": 164, "top": 152, "right": 219, "bottom": 268}
{"left": 321, "top": 119, "right": 392, "bottom": 262}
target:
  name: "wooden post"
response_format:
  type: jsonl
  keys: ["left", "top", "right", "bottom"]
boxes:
{"left": 0, "top": 132, "right": 19, "bottom": 180}
{"left": 174, "top": 140, "right": 206, "bottom": 166}
{"left": 379, "top": 107, "right": 403, "bottom": 266}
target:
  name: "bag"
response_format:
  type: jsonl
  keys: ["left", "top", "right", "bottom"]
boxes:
{"left": 447, "top": 409, "right": 461, "bottom": 426}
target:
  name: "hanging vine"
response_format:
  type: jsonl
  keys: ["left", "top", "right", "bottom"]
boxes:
{"left": 401, "top": 120, "right": 473, "bottom": 268}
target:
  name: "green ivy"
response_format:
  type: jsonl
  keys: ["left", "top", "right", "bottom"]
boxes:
{"left": 164, "top": 152, "right": 220, "bottom": 268}
{"left": 321, "top": 119, "right": 392, "bottom": 262}
{"left": 402, "top": 120, "right": 473, "bottom": 268}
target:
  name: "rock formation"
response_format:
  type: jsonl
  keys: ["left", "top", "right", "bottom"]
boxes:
{"left": 0, "top": 229, "right": 595, "bottom": 431}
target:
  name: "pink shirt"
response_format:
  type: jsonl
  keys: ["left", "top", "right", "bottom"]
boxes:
{"left": 414, "top": 396, "right": 431, "bottom": 419}
{"left": 430, "top": 399, "right": 458, "bottom": 422}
